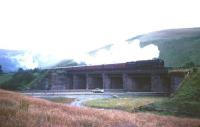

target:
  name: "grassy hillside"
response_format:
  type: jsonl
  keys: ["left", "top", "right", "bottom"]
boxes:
{"left": 138, "top": 69, "right": 200, "bottom": 117}
{"left": 0, "top": 89, "right": 200, "bottom": 127}
{"left": 0, "top": 70, "right": 45, "bottom": 91}
{"left": 0, "top": 73, "right": 13, "bottom": 84}
{"left": 172, "top": 69, "right": 200, "bottom": 102}
{"left": 128, "top": 27, "right": 200, "bottom": 67}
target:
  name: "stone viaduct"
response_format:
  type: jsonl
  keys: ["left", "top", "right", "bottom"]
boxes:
{"left": 37, "top": 59, "right": 185, "bottom": 93}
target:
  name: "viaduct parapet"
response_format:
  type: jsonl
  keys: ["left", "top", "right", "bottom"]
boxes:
{"left": 35, "top": 59, "right": 185, "bottom": 93}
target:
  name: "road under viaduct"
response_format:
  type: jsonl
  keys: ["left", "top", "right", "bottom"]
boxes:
{"left": 36, "top": 59, "right": 185, "bottom": 93}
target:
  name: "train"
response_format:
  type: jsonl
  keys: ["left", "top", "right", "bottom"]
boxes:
{"left": 53, "top": 59, "right": 165, "bottom": 72}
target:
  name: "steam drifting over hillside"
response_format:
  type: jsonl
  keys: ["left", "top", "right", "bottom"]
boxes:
{"left": 0, "top": 39, "right": 159, "bottom": 71}
{"left": 82, "top": 40, "right": 159, "bottom": 65}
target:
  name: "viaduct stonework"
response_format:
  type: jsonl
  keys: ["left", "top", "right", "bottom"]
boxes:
{"left": 36, "top": 59, "right": 185, "bottom": 93}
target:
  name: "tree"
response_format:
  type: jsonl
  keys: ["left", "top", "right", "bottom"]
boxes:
{"left": 0, "top": 65, "right": 3, "bottom": 74}
{"left": 17, "top": 68, "right": 24, "bottom": 73}
{"left": 183, "top": 61, "right": 195, "bottom": 68}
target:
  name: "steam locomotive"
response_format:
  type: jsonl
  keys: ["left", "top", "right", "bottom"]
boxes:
{"left": 59, "top": 59, "right": 165, "bottom": 72}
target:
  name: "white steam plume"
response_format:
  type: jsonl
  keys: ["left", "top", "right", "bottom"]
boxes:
{"left": 77, "top": 39, "right": 159, "bottom": 65}
{"left": 11, "top": 39, "right": 159, "bottom": 69}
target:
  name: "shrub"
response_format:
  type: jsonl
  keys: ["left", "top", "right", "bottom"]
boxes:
{"left": 183, "top": 61, "right": 195, "bottom": 68}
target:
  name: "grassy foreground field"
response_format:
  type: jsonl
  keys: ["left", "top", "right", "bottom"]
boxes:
{"left": 84, "top": 97, "right": 166, "bottom": 112}
{"left": 0, "top": 89, "right": 200, "bottom": 127}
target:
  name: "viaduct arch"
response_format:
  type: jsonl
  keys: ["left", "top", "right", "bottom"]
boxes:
{"left": 37, "top": 59, "right": 185, "bottom": 93}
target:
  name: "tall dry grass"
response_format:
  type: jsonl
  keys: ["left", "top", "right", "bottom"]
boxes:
{"left": 0, "top": 89, "right": 200, "bottom": 127}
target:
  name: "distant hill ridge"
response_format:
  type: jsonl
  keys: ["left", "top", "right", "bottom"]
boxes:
{"left": 0, "top": 49, "right": 23, "bottom": 72}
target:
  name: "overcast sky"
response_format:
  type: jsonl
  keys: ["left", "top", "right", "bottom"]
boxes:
{"left": 0, "top": 0, "right": 200, "bottom": 67}
{"left": 0, "top": 0, "right": 200, "bottom": 66}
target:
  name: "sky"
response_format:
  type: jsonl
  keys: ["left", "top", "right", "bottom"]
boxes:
{"left": 0, "top": 0, "right": 200, "bottom": 68}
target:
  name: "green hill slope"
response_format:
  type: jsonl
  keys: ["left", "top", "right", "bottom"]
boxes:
{"left": 0, "top": 70, "right": 45, "bottom": 91}
{"left": 138, "top": 69, "right": 200, "bottom": 117}
{"left": 172, "top": 69, "right": 200, "bottom": 102}
{"left": 128, "top": 27, "right": 200, "bottom": 67}
{"left": 0, "top": 74, "right": 13, "bottom": 84}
